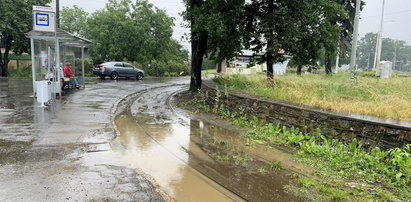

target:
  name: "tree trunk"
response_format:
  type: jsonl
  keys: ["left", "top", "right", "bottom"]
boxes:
{"left": 216, "top": 62, "right": 222, "bottom": 73}
{"left": 297, "top": 64, "right": 302, "bottom": 75}
{"left": 265, "top": 0, "right": 275, "bottom": 85}
{"left": 266, "top": 51, "right": 274, "bottom": 84}
{"left": 0, "top": 33, "right": 12, "bottom": 77}
{"left": 325, "top": 56, "right": 332, "bottom": 75}
{"left": 189, "top": 0, "right": 207, "bottom": 93}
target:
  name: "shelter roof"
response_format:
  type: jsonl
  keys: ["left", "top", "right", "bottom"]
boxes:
{"left": 26, "top": 28, "right": 93, "bottom": 47}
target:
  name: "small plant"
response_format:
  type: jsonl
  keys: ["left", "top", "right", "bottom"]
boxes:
{"left": 317, "top": 184, "right": 347, "bottom": 200}
{"left": 258, "top": 166, "right": 267, "bottom": 173}
{"left": 299, "top": 177, "right": 316, "bottom": 189}
{"left": 216, "top": 154, "right": 230, "bottom": 161}
{"left": 270, "top": 160, "right": 283, "bottom": 170}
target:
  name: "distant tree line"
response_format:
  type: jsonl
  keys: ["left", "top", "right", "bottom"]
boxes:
{"left": 183, "top": 0, "right": 365, "bottom": 91}
{"left": 358, "top": 32, "right": 411, "bottom": 71}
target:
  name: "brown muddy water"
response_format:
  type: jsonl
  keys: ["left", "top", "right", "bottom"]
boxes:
{"left": 112, "top": 86, "right": 305, "bottom": 202}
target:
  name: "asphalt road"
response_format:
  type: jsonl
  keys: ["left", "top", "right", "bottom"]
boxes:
{"left": 0, "top": 77, "right": 187, "bottom": 202}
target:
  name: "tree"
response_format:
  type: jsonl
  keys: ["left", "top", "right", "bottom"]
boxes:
{"left": 286, "top": 0, "right": 345, "bottom": 75}
{"left": 243, "top": 0, "right": 346, "bottom": 79}
{"left": 60, "top": 5, "right": 89, "bottom": 37}
{"left": 85, "top": 0, "right": 175, "bottom": 64}
{"left": 183, "top": 0, "right": 245, "bottom": 92}
{"left": 322, "top": 0, "right": 364, "bottom": 74}
{"left": 358, "top": 32, "right": 377, "bottom": 70}
{"left": 358, "top": 32, "right": 411, "bottom": 71}
{"left": 0, "top": 0, "right": 51, "bottom": 77}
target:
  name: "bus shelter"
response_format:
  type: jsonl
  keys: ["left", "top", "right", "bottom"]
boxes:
{"left": 26, "top": 28, "right": 93, "bottom": 104}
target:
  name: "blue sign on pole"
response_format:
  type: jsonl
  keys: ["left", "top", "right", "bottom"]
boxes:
{"left": 35, "top": 13, "right": 49, "bottom": 26}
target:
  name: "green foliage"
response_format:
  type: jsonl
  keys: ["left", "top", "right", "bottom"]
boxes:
{"left": 181, "top": 88, "right": 411, "bottom": 200}
{"left": 0, "top": 0, "right": 52, "bottom": 76}
{"left": 269, "top": 160, "right": 282, "bottom": 170}
{"left": 202, "top": 57, "right": 216, "bottom": 70}
{"left": 299, "top": 177, "right": 316, "bottom": 189}
{"left": 358, "top": 32, "right": 411, "bottom": 71}
{"left": 243, "top": 0, "right": 348, "bottom": 77}
{"left": 60, "top": 0, "right": 189, "bottom": 77}
{"left": 60, "top": 5, "right": 89, "bottom": 37}
{"left": 74, "top": 58, "right": 95, "bottom": 77}
{"left": 317, "top": 184, "right": 348, "bottom": 200}
{"left": 8, "top": 67, "right": 32, "bottom": 78}
{"left": 8, "top": 54, "right": 31, "bottom": 60}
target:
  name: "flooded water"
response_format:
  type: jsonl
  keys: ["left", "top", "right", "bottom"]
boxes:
{"left": 112, "top": 85, "right": 306, "bottom": 202}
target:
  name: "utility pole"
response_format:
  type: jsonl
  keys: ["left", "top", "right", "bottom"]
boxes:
{"left": 349, "top": 0, "right": 361, "bottom": 78}
{"left": 56, "top": 0, "right": 59, "bottom": 27}
{"left": 335, "top": 47, "right": 340, "bottom": 74}
{"left": 393, "top": 41, "right": 397, "bottom": 70}
{"left": 375, "top": 0, "right": 386, "bottom": 76}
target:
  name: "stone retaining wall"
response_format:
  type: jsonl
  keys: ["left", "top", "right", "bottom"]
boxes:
{"left": 202, "top": 80, "right": 411, "bottom": 149}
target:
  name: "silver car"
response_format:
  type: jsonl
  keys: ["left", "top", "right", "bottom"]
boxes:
{"left": 93, "top": 62, "right": 145, "bottom": 80}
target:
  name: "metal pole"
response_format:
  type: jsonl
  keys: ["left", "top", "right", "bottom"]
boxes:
{"left": 31, "top": 38, "right": 36, "bottom": 97}
{"left": 81, "top": 46, "right": 85, "bottom": 88}
{"left": 56, "top": 38, "right": 61, "bottom": 97}
{"left": 349, "top": 0, "right": 361, "bottom": 78}
{"left": 373, "top": 34, "right": 378, "bottom": 70}
{"left": 335, "top": 46, "right": 340, "bottom": 74}
{"left": 375, "top": 0, "right": 386, "bottom": 76}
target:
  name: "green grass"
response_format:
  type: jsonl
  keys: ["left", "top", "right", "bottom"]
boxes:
{"left": 214, "top": 73, "right": 411, "bottom": 121}
{"left": 179, "top": 90, "right": 411, "bottom": 201}
{"left": 202, "top": 69, "right": 217, "bottom": 77}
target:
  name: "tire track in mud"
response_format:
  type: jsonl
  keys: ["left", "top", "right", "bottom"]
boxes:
{"left": 112, "top": 84, "right": 246, "bottom": 202}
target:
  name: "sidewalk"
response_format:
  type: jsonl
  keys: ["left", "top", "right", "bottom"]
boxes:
{"left": 0, "top": 78, "right": 165, "bottom": 202}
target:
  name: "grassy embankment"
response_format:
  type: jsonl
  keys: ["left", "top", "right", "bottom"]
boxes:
{"left": 179, "top": 78, "right": 411, "bottom": 201}
{"left": 214, "top": 72, "right": 411, "bottom": 121}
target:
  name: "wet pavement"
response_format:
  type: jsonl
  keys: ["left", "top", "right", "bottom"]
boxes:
{"left": 0, "top": 77, "right": 186, "bottom": 202}
{"left": 0, "top": 77, "right": 307, "bottom": 202}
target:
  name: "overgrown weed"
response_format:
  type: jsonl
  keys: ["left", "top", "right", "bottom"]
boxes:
{"left": 214, "top": 73, "right": 411, "bottom": 121}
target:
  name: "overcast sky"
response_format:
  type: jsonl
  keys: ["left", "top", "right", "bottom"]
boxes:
{"left": 53, "top": 0, "right": 411, "bottom": 50}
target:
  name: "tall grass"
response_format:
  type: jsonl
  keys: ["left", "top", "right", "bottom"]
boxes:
{"left": 214, "top": 73, "right": 411, "bottom": 121}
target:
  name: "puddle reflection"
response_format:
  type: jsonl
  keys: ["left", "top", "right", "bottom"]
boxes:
{"left": 112, "top": 114, "right": 240, "bottom": 202}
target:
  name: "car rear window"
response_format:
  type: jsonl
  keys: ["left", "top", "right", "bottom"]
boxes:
{"left": 100, "top": 62, "right": 110, "bottom": 66}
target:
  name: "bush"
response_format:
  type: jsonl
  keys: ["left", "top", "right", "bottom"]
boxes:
{"left": 74, "top": 58, "right": 95, "bottom": 77}
{"left": 142, "top": 59, "right": 189, "bottom": 77}
{"left": 8, "top": 67, "right": 32, "bottom": 78}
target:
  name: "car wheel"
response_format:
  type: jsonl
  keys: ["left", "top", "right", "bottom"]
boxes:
{"left": 110, "top": 72, "right": 118, "bottom": 80}
{"left": 99, "top": 75, "right": 106, "bottom": 79}
{"left": 136, "top": 72, "right": 143, "bottom": 80}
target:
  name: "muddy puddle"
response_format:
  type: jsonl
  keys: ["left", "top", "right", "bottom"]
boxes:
{"left": 112, "top": 87, "right": 306, "bottom": 202}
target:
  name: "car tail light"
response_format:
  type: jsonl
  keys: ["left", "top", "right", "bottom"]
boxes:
{"left": 99, "top": 66, "right": 106, "bottom": 70}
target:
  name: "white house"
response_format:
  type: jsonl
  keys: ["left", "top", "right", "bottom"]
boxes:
{"left": 217, "top": 50, "right": 290, "bottom": 75}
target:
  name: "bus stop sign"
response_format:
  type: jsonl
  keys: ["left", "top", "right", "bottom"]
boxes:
{"left": 33, "top": 6, "right": 55, "bottom": 32}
